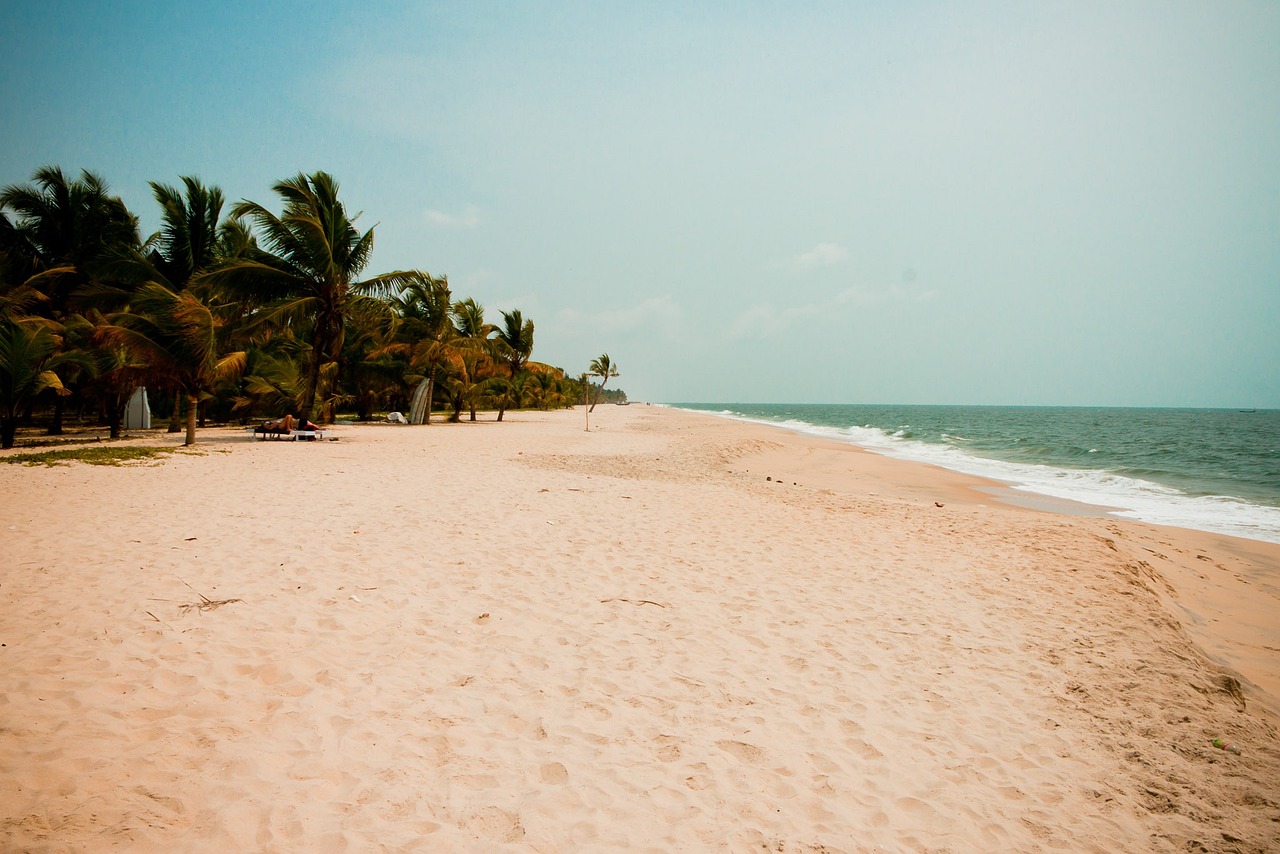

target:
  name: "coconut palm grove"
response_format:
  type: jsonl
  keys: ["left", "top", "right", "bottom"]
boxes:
{"left": 0, "top": 167, "right": 627, "bottom": 449}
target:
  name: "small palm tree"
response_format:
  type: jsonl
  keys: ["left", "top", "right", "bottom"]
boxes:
{"left": 485, "top": 372, "right": 530, "bottom": 422}
{"left": 381, "top": 273, "right": 454, "bottom": 423}
{"left": 98, "top": 284, "right": 245, "bottom": 445}
{"left": 0, "top": 321, "right": 80, "bottom": 448}
{"left": 451, "top": 297, "right": 496, "bottom": 421}
{"left": 588, "top": 353, "right": 618, "bottom": 412}
{"left": 231, "top": 349, "right": 308, "bottom": 418}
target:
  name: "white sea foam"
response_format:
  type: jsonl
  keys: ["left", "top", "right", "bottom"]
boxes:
{"left": 688, "top": 408, "right": 1280, "bottom": 545}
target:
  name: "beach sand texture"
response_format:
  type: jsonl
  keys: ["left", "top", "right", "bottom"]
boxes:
{"left": 2, "top": 406, "right": 1278, "bottom": 852}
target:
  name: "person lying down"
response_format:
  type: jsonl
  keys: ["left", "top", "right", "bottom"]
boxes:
{"left": 262, "top": 415, "right": 322, "bottom": 432}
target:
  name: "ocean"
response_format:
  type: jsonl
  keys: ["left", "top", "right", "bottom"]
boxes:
{"left": 670, "top": 404, "right": 1280, "bottom": 545}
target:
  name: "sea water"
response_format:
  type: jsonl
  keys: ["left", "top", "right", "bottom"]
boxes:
{"left": 670, "top": 404, "right": 1280, "bottom": 545}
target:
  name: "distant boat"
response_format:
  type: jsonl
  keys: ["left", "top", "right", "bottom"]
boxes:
{"left": 1239, "top": 409, "right": 1256, "bottom": 413}
{"left": 616, "top": 401, "right": 630, "bottom": 406}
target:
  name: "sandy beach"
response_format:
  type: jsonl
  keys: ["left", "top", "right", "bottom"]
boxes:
{"left": 2, "top": 405, "right": 1277, "bottom": 852}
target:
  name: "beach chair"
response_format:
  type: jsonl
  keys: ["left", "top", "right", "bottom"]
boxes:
{"left": 252, "top": 415, "right": 326, "bottom": 441}
{"left": 253, "top": 421, "right": 291, "bottom": 440}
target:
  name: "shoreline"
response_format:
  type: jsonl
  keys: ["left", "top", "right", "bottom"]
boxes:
{"left": 3, "top": 405, "right": 1278, "bottom": 850}
{"left": 665, "top": 404, "right": 1280, "bottom": 546}
{"left": 682, "top": 407, "right": 1280, "bottom": 716}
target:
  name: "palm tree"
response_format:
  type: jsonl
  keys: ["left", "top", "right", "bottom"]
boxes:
{"left": 588, "top": 353, "right": 618, "bottom": 412}
{"left": 60, "top": 310, "right": 147, "bottom": 439}
{"left": 1, "top": 167, "right": 140, "bottom": 434}
{"left": 381, "top": 273, "right": 454, "bottom": 423}
{"left": 0, "top": 213, "right": 49, "bottom": 323}
{"left": 529, "top": 371, "right": 556, "bottom": 410}
{"left": 484, "top": 373, "right": 531, "bottom": 422}
{"left": 451, "top": 297, "right": 496, "bottom": 421}
{"left": 109, "top": 176, "right": 234, "bottom": 432}
{"left": 0, "top": 166, "right": 140, "bottom": 319}
{"left": 340, "top": 297, "right": 402, "bottom": 421}
{"left": 200, "top": 171, "right": 421, "bottom": 426}
{"left": 230, "top": 346, "right": 309, "bottom": 420}
{"left": 98, "top": 284, "right": 245, "bottom": 445}
{"left": 490, "top": 309, "right": 536, "bottom": 422}
{"left": 0, "top": 321, "right": 80, "bottom": 448}
{"left": 148, "top": 177, "right": 226, "bottom": 290}
{"left": 495, "top": 309, "right": 534, "bottom": 376}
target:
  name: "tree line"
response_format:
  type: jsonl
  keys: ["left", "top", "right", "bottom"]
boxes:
{"left": 0, "top": 167, "right": 623, "bottom": 449}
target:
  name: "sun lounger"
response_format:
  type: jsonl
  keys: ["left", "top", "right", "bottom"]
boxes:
{"left": 251, "top": 423, "right": 325, "bottom": 441}
{"left": 252, "top": 423, "right": 289, "bottom": 440}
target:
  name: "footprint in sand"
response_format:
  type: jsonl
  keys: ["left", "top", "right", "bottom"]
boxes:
{"left": 454, "top": 773, "right": 500, "bottom": 790}
{"left": 715, "top": 739, "right": 765, "bottom": 764}
{"left": 845, "top": 738, "right": 884, "bottom": 760}
{"left": 464, "top": 806, "right": 525, "bottom": 843}
{"left": 656, "top": 744, "right": 682, "bottom": 762}
{"left": 540, "top": 762, "right": 569, "bottom": 784}
{"left": 684, "top": 762, "right": 713, "bottom": 790}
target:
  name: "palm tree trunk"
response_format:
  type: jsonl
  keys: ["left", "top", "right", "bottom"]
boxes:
{"left": 298, "top": 330, "right": 329, "bottom": 427}
{"left": 47, "top": 397, "right": 64, "bottom": 435}
{"left": 1, "top": 416, "right": 16, "bottom": 450}
{"left": 184, "top": 394, "right": 198, "bottom": 446}
{"left": 107, "top": 392, "right": 124, "bottom": 439}
{"left": 168, "top": 383, "right": 183, "bottom": 432}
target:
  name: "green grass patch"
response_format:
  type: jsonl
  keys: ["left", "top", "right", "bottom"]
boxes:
{"left": 2, "top": 445, "right": 188, "bottom": 467}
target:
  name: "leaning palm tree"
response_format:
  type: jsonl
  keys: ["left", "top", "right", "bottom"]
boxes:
{"left": 488, "top": 309, "right": 537, "bottom": 421}
{"left": 98, "top": 284, "right": 245, "bottom": 445}
{"left": 200, "top": 171, "right": 420, "bottom": 426}
{"left": 588, "top": 353, "right": 618, "bottom": 412}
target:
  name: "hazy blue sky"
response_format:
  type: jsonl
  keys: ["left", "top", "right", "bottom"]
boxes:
{"left": 3, "top": 1, "right": 1277, "bottom": 406}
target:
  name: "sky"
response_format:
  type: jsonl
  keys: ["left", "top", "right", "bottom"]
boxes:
{"left": 2, "top": 1, "right": 1278, "bottom": 406}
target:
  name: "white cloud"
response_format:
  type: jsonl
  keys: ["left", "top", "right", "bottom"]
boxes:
{"left": 727, "top": 304, "right": 778, "bottom": 339}
{"left": 727, "top": 302, "right": 823, "bottom": 339}
{"left": 423, "top": 206, "right": 480, "bottom": 228}
{"left": 835, "top": 284, "right": 940, "bottom": 305}
{"left": 729, "top": 283, "right": 941, "bottom": 341}
{"left": 796, "top": 242, "right": 849, "bottom": 267}
{"left": 555, "top": 295, "right": 682, "bottom": 333}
